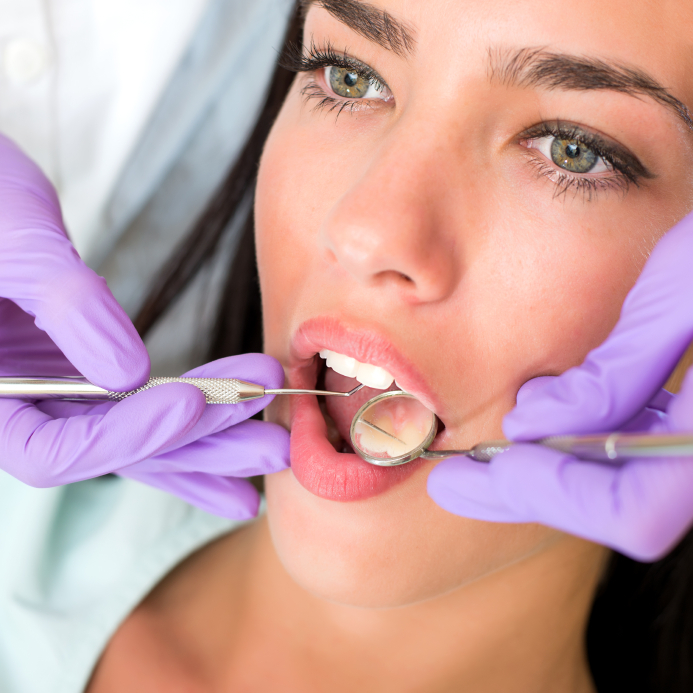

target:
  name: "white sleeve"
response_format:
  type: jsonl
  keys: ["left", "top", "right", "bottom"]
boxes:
{"left": 0, "top": 0, "right": 208, "bottom": 256}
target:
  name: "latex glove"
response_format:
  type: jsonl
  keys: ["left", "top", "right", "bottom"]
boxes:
{"left": 0, "top": 134, "right": 288, "bottom": 519}
{"left": 428, "top": 209, "right": 693, "bottom": 561}
{"left": 32, "top": 354, "right": 289, "bottom": 519}
{"left": 0, "top": 133, "right": 148, "bottom": 383}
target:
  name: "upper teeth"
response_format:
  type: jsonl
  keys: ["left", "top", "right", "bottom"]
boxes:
{"left": 319, "top": 349, "right": 395, "bottom": 390}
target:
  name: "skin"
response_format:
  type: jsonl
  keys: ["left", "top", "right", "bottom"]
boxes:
{"left": 88, "top": 0, "right": 693, "bottom": 691}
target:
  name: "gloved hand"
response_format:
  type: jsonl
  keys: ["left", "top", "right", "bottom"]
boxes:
{"left": 428, "top": 208, "right": 693, "bottom": 562}
{"left": 0, "top": 133, "right": 288, "bottom": 519}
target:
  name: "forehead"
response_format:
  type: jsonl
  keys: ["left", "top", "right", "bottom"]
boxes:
{"left": 306, "top": 0, "right": 693, "bottom": 109}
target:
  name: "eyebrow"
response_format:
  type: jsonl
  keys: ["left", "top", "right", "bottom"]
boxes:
{"left": 489, "top": 47, "right": 692, "bottom": 129}
{"left": 300, "top": 0, "right": 416, "bottom": 57}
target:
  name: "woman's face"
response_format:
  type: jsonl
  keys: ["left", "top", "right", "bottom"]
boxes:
{"left": 256, "top": 0, "right": 693, "bottom": 607}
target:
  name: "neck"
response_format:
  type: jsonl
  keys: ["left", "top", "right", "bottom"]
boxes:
{"left": 200, "top": 517, "right": 606, "bottom": 693}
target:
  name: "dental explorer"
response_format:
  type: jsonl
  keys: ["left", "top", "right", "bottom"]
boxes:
{"left": 0, "top": 376, "right": 364, "bottom": 404}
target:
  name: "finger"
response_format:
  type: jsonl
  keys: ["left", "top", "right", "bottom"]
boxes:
{"left": 515, "top": 376, "right": 556, "bottom": 405}
{"left": 0, "top": 299, "right": 78, "bottom": 376}
{"left": 35, "top": 354, "right": 286, "bottom": 453}
{"left": 0, "top": 135, "right": 149, "bottom": 390}
{"left": 646, "top": 388, "right": 674, "bottom": 413}
{"left": 486, "top": 445, "right": 693, "bottom": 560}
{"left": 427, "top": 456, "right": 523, "bottom": 523}
{"left": 516, "top": 376, "right": 674, "bottom": 414}
{"left": 15, "top": 267, "right": 150, "bottom": 391}
{"left": 505, "top": 210, "right": 693, "bottom": 440}
{"left": 35, "top": 399, "right": 115, "bottom": 418}
{"left": 666, "top": 368, "right": 693, "bottom": 429}
{"left": 117, "top": 468, "right": 261, "bottom": 521}
{"left": 0, "top": 383, "right": 206, "bottom": 486}
{"left": 157, "top": 354, "right": 287, "bottom": 454}
{"left": 132, "top": 419, "right": 290, "bottom": 477}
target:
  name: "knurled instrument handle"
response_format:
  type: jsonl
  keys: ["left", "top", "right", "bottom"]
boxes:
{"left": 0, "top": 376, "right": 267, "bottom": 404}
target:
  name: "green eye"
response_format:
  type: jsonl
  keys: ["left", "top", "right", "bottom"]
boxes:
{"left": 328, "top": 66, "right": 374, "bottom": 98}
{"left": 550, "top": 138, "right": 599, "bottom": 173}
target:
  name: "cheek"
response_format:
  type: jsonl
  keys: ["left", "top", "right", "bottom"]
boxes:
{"left": 466, "top": 188, "right": 652, "bottom": 389}
{"left": 256, "top": 90, "right": 385, "bottom": 355}
{"left": 256, "top": 97, "right": 334, "bottom": 357}
{"left": 255, "top": 124, "right": 306, "bottom": 346}
{"left": 265, "top": 467, "right": 563, "bottom": 608}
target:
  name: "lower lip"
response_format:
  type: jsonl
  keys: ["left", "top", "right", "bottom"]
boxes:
{"left": 289, "top": 393, "right": 425, "bottom": 501}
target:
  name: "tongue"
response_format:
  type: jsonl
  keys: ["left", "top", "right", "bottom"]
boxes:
{"left": 324, "top": 368, "right": 398, "bottom": 446}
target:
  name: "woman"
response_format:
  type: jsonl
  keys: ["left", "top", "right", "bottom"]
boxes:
{"left": 3, "top": 0, "right": 693, "bottom": 690}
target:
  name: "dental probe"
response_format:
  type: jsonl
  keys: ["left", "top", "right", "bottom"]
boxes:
{"left": 419, "top": 433, "right": 693, "bottom": 464}
{"left": 0, "top": 376, "right": 365, "bottom": 404}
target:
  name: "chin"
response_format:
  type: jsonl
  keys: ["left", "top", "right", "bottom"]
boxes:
{"left": 264, "top": 467, "right": 560, "bottom": 609}
{"left": 261, "top": 318, "right": 562, "bottom": 607}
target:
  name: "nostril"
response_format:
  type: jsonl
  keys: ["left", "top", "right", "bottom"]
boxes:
{"left": 373, "top": 270, "right": 415, "bottom": 287}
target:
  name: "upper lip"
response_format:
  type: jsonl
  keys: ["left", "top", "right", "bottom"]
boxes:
{"left": 289, "top": 316, "right": 442, "bottom": 415}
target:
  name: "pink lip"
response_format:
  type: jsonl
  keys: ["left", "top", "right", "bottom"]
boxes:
{"left": 287, "top": 317, "right": 437, "bottom": 502}
{"left": 290, "top": 317, "right": 440, "bottom": 411}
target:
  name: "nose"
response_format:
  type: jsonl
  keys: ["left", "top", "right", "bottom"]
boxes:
{"left": 319, "top": 124, "right": 459, "bottom": 304}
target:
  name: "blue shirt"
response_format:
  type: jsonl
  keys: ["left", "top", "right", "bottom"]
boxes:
{"left": 0, "top": 473, "right": 239, "bottom": 692}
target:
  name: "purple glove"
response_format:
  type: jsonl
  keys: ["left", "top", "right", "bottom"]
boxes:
{"left": 428, "top": 209, "right": 693, "bottom": 561}
{"left": 0, "top": 133, "right": 288, "bottom": 519}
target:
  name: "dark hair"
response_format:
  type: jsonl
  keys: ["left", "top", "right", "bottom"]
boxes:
{"left": 133, "top": 4, "right": 304, "bottom": 358}
{"left": 134, "top": 4, "right": 693, "bottom": 690}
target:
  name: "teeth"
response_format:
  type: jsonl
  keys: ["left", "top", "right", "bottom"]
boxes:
{"left": 324, "top": 351, "right": 359, "bottom": 378}
{"left": 320, "top": 349, "right": 395, "bottom": 390}
{"left": 356, "top": 363, "right": 395, "bottom": 389}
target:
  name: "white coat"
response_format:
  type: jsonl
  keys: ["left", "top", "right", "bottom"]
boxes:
{"left": 0, "top": 0, "right": 293, "bottom": 372}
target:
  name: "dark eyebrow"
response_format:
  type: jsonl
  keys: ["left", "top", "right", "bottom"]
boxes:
{"left": 489, "top": 47, "right": 692, "bottom": 129}
{"left": 300, "top": 0, "right": 416, "bottom": 57}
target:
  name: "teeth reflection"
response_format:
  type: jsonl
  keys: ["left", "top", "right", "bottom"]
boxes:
{"left": 320, "top": 349, "right": 395, "bottom": 390}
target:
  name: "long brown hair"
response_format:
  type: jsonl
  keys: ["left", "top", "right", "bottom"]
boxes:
{"left": 134, "top": 4, "right": 304, "bottom": 359}
{"left": 132, "top": 3, "right": 693, "bottom": 690}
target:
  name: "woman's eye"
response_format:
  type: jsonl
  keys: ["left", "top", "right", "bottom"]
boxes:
{"left": 325, "top": 66, "right": 388, "bottom": 100}
{"left": 530, "top": 136, "right": 610, "bottom": 174}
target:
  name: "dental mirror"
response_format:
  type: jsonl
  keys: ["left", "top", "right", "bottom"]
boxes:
{"left": 350, "top": 391, "right": 438, "bottom": 466}
{"left": 350, "top": 391, "right": 693, "bottom": 467}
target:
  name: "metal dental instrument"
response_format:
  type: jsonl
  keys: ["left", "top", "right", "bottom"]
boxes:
{"left": 350, "top": 391, "right": 693, "bottom": 467}
{"left": 7, "top": 378, "right": 691, "bottom": 465}
{"left": 0, "top": 376, "right": 365, "bottom": 404}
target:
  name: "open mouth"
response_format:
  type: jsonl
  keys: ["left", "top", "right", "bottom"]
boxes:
{"left": 286, "top": 318, "right": 445, "bottom": 502}
{"left": 318, "top": 353, "right": 400, "bottom": 455}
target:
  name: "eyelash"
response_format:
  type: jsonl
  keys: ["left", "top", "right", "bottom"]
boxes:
{"left": 519, "top": 122, "right": 645, "bottom": 201}
{"left": 281, "top": 44, "right": 649, "bottom": 201}
{"left": 280, "top": 41, "right": 390, "bottom": 116}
